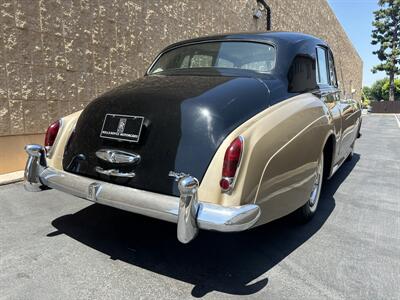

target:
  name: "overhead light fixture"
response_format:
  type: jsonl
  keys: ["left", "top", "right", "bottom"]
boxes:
{"left": 253, "top": 8, "right": 262, "bottom": 19}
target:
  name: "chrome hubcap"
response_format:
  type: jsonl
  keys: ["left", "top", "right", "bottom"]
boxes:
{"left": 309, "top": 154, "right": 323, "bottom": 211}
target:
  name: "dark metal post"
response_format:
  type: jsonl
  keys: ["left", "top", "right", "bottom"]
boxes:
{"left": 257, "top": 0, "right": 271, "bottom": 30}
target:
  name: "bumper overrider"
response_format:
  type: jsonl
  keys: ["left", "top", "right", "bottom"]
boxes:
{"left": 24, "top": 144, "right": 261, "bottom": 243}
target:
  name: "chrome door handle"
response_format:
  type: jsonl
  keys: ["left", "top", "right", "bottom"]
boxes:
{"left": 95, "top": 167, "right": 135, "bottom": 178}
{"left": 312, "top": 89, "right": 330, "bottom": 98}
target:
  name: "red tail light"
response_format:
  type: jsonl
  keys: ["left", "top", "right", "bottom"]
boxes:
{"left": 44, "top": 120, "right": 61, "bottom": 150}
{"left": 220, "top": 136, "right": 244, "bottom": 192}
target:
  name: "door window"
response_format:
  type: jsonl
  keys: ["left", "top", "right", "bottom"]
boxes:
{"left": 316, "top": 47, "right": 329, "bottom": 85}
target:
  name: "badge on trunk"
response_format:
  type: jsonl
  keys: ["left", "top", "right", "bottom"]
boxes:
{"left": 100, "top": 114, "right": 144, "bottom": 143}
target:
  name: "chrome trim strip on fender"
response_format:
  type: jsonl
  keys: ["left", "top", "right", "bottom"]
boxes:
{"left": 254, "top": 115, "right": 328, "bottom": 203}
{"left": 344, "top": 109, "right": 361, "bottom": 121}
{"left": 341, "top": 124, "right": 357, "bottom": 141}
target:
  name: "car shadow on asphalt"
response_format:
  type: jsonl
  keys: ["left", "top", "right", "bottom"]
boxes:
{"left": 47, "top": 154, "right": 360, "bottom": 297}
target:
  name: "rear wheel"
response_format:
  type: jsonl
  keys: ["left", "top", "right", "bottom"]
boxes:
{"left": 296, "top": 152, "right": 324, "bottom": 222}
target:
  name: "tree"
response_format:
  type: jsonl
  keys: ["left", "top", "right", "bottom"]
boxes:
{"left": 368, "top": 78, "right": 400, "bottom": 101}
{"left": 370, "top": 78, "right": 388, "bottom": 100}
{"left": 371, "top": 0, "right": 399, "bottom": 101}
{"left": 362, "top": 86, "right": 372, "bottom": 101}
{"left": 361, "top": 86, "right": 372, "bottom": 107}
{"left": 382, "top": 78, "right": 400, "bottom": 99}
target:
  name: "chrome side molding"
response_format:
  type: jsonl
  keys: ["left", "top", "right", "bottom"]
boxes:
{"left": 177, "top": 176, "right": 200, "bottom": 243}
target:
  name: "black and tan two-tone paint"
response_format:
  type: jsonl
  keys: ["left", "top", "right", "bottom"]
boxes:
{"left": 46, "top": 32, "right": 362, "bottom": 225}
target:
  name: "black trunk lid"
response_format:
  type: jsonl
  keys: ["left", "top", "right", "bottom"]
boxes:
{"left": 63, "top": 75, "right": 270, "bottom": 196}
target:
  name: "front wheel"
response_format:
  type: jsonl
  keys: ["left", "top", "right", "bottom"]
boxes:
{"left": 295, "top": 152, "right": 324, "bottom": 222}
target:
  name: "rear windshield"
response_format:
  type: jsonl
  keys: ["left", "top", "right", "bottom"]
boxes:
{"left": 148, "top": 41, "right": 276, "bottom": 75}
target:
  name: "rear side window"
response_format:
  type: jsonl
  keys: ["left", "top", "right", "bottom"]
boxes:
{"left": 316, "top": 47, "right": 329, "bottom": 85}
{"left": 328, "top": 51, "right": 338, "bottom": 87}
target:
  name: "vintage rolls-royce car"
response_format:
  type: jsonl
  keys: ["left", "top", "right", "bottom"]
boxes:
{"left": 24, "top": 32, "right": 361, "bottom": 243}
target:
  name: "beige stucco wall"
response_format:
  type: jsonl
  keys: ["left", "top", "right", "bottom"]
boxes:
{"left": 0, "top": 0, "right": 362, "bottom": 173}
{"left": 0, "top": 133, "right": 44, "bottom": 174}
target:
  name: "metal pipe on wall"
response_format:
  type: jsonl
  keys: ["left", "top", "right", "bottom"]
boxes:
{"left": 257, "top": 0, "right": 271, "bottom": 30}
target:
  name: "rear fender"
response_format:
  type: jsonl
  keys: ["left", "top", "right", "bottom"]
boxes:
{"left": 46, "top": 111, "right": 82, "bottom": 170}
{"left": 199, "top": 93, "right": 330, "bottom": 211}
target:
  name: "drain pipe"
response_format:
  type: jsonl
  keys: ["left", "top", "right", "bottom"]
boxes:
{"left": 257, "top": 0, "right": 271, "bottom": 30}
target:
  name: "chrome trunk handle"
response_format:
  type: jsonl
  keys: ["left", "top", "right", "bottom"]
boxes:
{"left": 95, "top": 149, "right": 141, "bottom": 164}
{"left": 95, "top": 166, "right": 135, "bottom": 178}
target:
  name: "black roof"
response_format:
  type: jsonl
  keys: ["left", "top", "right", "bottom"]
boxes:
{"left": 163, "top": 31, "right": 328, "bottom": 52}
{"left": 147, "top": 31, "right": 329, "bottom": 106}
{"left": 158, "top": 32, "right": 328, "bottom": 79}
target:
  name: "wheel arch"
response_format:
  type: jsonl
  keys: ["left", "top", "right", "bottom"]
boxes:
{"left": 321, "top": 132, "right": 336, "bottom": 180}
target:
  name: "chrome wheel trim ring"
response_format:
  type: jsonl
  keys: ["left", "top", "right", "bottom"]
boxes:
{"left": 309, "top": 154, "right": 324, "bottom": 213}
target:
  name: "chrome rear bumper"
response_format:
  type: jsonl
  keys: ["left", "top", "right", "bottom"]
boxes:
{"left": 24, "top": 144, "right": 261, "bottom": 243}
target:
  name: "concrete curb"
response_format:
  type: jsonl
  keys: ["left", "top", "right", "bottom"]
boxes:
{"left": 0, "top": 171, "right": 24, "bottom": 186}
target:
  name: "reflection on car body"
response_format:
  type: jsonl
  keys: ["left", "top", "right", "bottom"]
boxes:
{"left": 24, "top": 32, "right": 362, "bottom": 243}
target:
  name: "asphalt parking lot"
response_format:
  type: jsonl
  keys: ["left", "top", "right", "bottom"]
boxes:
{"left": 0, "top": 114, "right": 399, "bottom": 300}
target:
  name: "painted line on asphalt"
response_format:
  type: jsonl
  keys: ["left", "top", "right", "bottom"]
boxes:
{"left": 369, "top": 113, "right": 398, "bottom": 115}
{"left": 395, "top": 114, "right": 400, "bottom": 128}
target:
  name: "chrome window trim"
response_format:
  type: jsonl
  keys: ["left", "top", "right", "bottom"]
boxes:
{"left": 328, "top": 49, "right": 339, "bottom": 88}
{"left": 315, "top": 46, "right": 330, "bottom": 86}
{"left": 146, "top": 39, "right": 278, "bottom": 76}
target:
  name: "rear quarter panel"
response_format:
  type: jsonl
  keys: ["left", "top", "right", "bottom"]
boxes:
{"left": 199, "top": 93, "right": 332, "bottom": 225}
{"left": 46, "top": 111, "right": 82, "bottom": 170}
